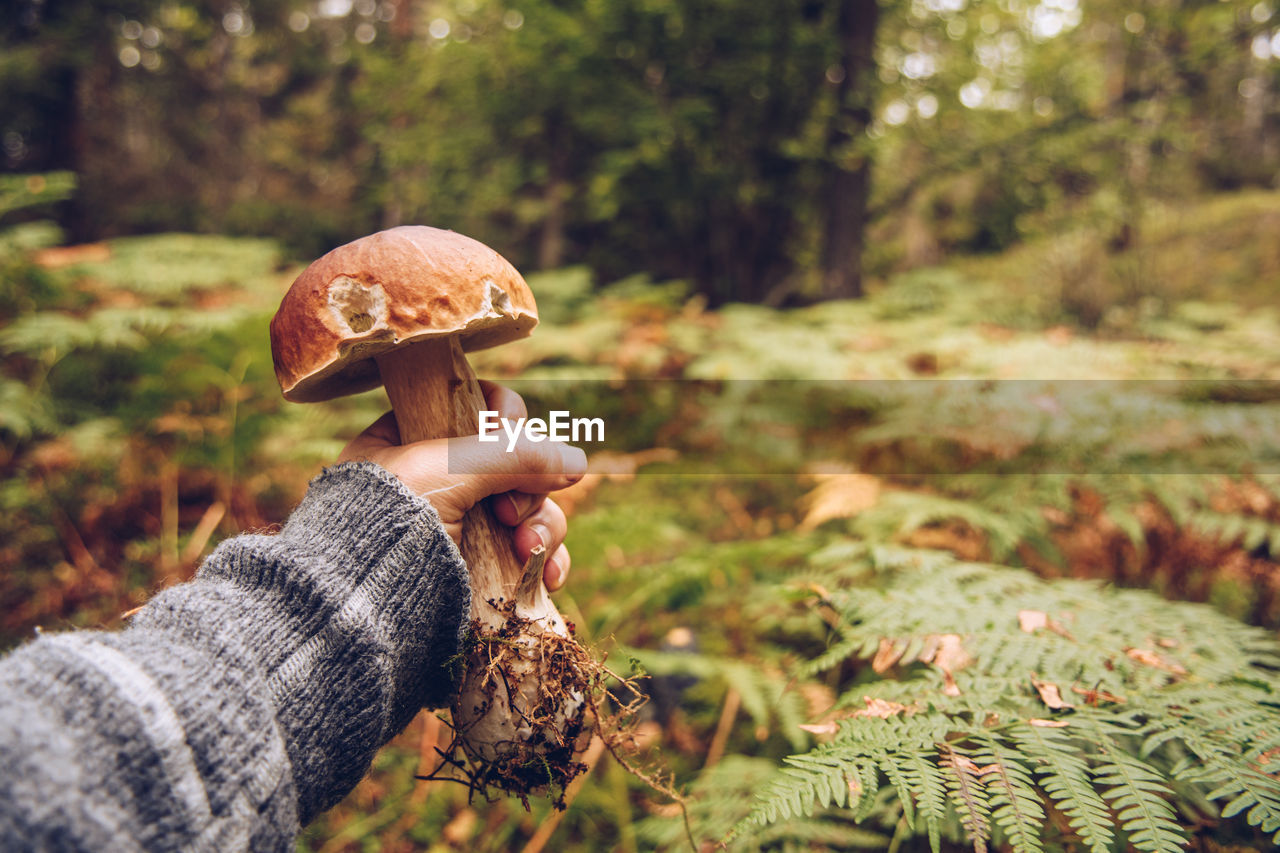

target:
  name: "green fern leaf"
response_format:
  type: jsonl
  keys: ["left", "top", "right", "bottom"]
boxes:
{"left": 973, "top": 733, "right": 1045, "bottom": 853}
{"left": 1011, "top": 723, "right": 1113, "bottom": 853}
{"left": 0, "top": 378, "right": 52, "bottom": 440}
{"left": 940, "top": 744, "right": 992, "bottom": 852}
{"left": 1088, "top": 721, "right": 1187, "bottom": 853}
{"left": 1185, "top": 758, "right": 1280, "bottom": 839}
{"left": 744, "top": 752, "right": 855, "bottom": 826}
{"left": 879, "top": 754, "right": 917, "bottom": 831}
{"left": 899, "top": 748, "right": 947, "bottom": 853}
{"left": 749, "top": 544, "right": 1280, "bottom": 852}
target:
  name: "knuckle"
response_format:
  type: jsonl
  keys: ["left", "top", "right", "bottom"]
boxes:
{"left": 543, "top": 499, "right": 568, "bottom": 532}
{"left": 513, "top": 439, "right": 552, "bottom": 475}
{"left": 495, "top": 385, "right": 528, "bottom": 420}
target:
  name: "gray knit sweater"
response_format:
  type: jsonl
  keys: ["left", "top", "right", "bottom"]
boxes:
{"left": 0, "top": 462, "right": 471, "bottom": 851}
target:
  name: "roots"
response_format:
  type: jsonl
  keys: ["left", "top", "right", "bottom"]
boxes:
{"left": 449, "top": 605, "right": 597, "bottom": 806}
{"left": 418, "top": 600, "right": 680, "bottom": 816}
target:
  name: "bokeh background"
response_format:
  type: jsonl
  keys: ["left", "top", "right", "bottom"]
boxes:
{"left": 3, "top": 0, "right": 1280, "bottom": 850}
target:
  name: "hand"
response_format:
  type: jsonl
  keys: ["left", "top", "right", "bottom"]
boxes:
{"left": 338, "top": 382, "right": 586, "bottom": 591}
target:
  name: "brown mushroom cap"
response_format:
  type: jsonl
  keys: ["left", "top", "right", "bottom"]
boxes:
{"left": 270, "top": 226, "right": 538, "bottom": 402}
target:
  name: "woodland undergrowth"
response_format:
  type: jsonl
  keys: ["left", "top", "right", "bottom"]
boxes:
{"left": 3, "top": 179, "right": 1280, "bottom": 851}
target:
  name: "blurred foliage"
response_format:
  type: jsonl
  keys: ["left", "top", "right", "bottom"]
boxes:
{"left": 4, "top": 0, "right": 1279, "bottom": 302}
{"left": 0, "top": 181, "right": 1274, "bottom": 849}
{"left": 3, "top": 0, "right": 1280, "bottom": 848}
{"left": 0, "top": 186, "right": 336, "bottom": 639}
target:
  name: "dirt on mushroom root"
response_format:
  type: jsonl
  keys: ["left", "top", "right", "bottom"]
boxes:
{"left": 421, "top": 600, "right": 669, "bottom": 813}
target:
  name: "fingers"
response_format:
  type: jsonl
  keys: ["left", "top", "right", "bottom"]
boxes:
{"left": 492, "top": 490, "right": 549, "bottom": 526}
{"left": 546, "top": 544, "right": 571, "bottom": 591}
{"left": 338, "top": 386, "right": 581, "bottom": 593}
{"left": 509, "top": 498, "right": 571, "bottom": 590}
{"left": 338, "top": 411, "right": 401, "bottom": 462}
{"left": 347, "top": 380, "right": 523, "bottom": 459}
{"left": 479, "top": 380, "right": 528, "bottom": 421}
{"left": 446, "top": 433, "right": 587, "bottom": 509}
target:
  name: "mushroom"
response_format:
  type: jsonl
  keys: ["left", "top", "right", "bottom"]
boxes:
{"left": 270, "top": 225, "right": 593, "bottom": 795}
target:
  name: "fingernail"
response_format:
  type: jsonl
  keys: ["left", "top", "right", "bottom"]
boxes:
{"left": 506, "top": 493, "right": 530, "bottom": 520}
{"left": 528, "top": 523, "right": 550, "bottom": 549}
{"left": 545, "top": 556, "right": 565, "bottom": 589}
{"left": 562, "top": 445, "right": 587, "bottom": 478}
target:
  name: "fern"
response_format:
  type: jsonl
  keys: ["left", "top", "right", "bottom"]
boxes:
{"left": 972, "top": 732, "right": 1045, "bottom": 853}
{"left": 939, "top": 743, "right": 992, "bottom": 852}
{"left": 1151, "top": 689, "right": 1280, "bottom": 841}
{"left": 1085, "top": 717, "right": 1187, "bottom": 853}
{"left": 80, "top": 234, "right": 283, "bottom": 300}
{"left": 636, "top": 756, "right": 891, "bottom": 851}
{"left": 0, "top": 377, "right": 53, "bottom": 441}
{"left": 1186, "top": 758, "right": 1280, "bottom": 841}
{"left": 1010, "top": 723, "right": 1113, "bottom": 853}
{"left": 730, "top": 546, "right": 1280, "bottom": 852}
{"left": 738, "top": 715, "right": 948, "bottom": 831}
{"left": 772, "top": 753, "right": 861, "bottom": 820}
{"left": 896, "top": 746, "right": 948, "bottom": 852}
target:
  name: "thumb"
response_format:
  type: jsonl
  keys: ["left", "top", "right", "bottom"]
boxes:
{"left": 443, "top": 433, "right": 587, "bottom": 508}
{"left": 338, "top": 411, "right": 401, "bottom": 462}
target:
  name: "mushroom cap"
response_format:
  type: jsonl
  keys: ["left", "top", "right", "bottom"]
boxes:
{"left": 270, "top": 226, "right": 538, "bottom": 402}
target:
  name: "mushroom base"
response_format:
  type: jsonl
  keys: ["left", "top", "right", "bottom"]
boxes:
{"left": 444, "top": 603, "right": 605, "bottom": 807}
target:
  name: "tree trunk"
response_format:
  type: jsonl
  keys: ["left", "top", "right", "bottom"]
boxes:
{"left": 820, "top": 0, "right": 879, "bottom": 301}
{"left": 538, "top": 111, "right": 570, "bottom": 270}
{"left": 1116, "top": 20, "right": 1147, "bottom": 252}
{"left": 389, "top": 0, "right": 415, "bottom": 41}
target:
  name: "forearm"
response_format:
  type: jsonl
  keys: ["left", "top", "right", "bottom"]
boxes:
{"left": 0, "top": 462, "right": 470, "bottom": 850}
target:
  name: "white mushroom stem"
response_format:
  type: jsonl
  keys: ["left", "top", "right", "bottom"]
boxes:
{"left": 375, "top": 336, "right": 579, "bottom": 757}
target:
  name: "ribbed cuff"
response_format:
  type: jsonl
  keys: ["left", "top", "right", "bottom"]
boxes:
{"left": 264, "top": 462, "right": 472, "bottom": 720}
{"left": 135, "top": 461, "right": 471, "bottom": 825}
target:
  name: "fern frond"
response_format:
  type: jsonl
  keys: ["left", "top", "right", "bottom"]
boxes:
{"left": 939, "top": 743, "right": 992, "bottom": 853}
{"left": 973, "top": 733, "right": 1045, "bottom": 853}
{"left": 0, "top": 312, "right": 141, "bottom": 358}
{"left": 832, "top": 714, "right": 952, "bottom": 750}
{"left": 879, "top": 754, "right": 917, "bottom": 832}
{"left": 0, "top": 378, "right": 53, "bottom": 440}
{"left": 897, "top": 747, "right": 948, "bottom": 853}
{"left": 1086, "top": 719, "right": 1187, "bottom": 853}
{"left": 744, "top": 751, "right": 861, "bottom": 826}
{"left": 1180, "top": 752, "right": 1280, "bottom": 840}
{"left": 748, "top": 545, "right": 1280, "bottom": 852}
{"left": 736, "top": 718, "right": 951, "bottom": 845}
{"left": 641, "top": 755, "right": 893, "bottom": 852}
{"left": 1011, "top": 723, "right": 1113, "bottom": 853}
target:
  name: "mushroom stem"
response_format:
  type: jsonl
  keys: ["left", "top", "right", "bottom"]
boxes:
{"left": 376, "top": 336, "right": 479, "bottom": 442}
{"left": 375, "top": 336, "right": 565, "bottom": 631}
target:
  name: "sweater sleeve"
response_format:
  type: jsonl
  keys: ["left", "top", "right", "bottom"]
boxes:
{"left": 0, "top": 461, "right": 471, "bottom": 852}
